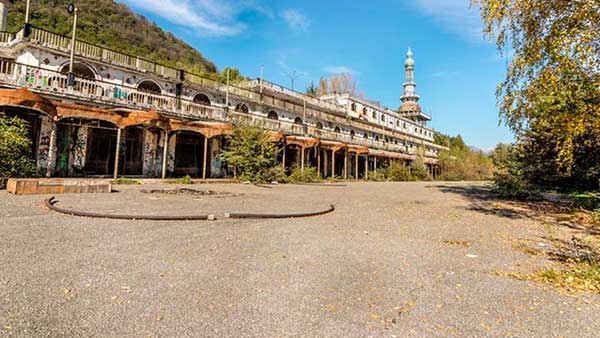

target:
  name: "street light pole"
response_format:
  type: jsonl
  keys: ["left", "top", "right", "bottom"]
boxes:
{"left": 67, "top": 3, "right": 78, "bottom": 89}
{"left": 25, "top": 0, "right": 31, "bottom": 24}
{"left": 259, "top": 64, "right": 264, "bottom": 95}
{"left": 225, "top": 68, "right": 230, "bottom": 107}
{"left": 282, "top": 70, "right": 304, "bottom": 91}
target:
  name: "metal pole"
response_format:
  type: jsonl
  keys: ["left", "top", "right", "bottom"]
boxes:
{"left": 68, "top": 8, "right": 78, "bottom": 88}
{"left": 259, "top": 64, "right": 264, "bottom": 95}
{"left": 161, "top": 131, "right": 169, "bottom": 179}
{"left": 202, "top": 136, "right": 208, "bottom": 179}
{"left": 113, "top": 128, "right": 122, "bottom": 180}
{"left": 25, "top": 0, "right": 31, "bottom": 24}
{"left": 225, "top": 68, "right": 230, "bottom": 107}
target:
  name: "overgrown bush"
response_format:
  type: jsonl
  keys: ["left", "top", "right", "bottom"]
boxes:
{"left": 409, "top": 156, "right": 430, "bottom": 181}
{"left": 221, "top": 126, "right": 281, "bottom": 184}
{"left": 288, "top": 164, "right": 320, "bottom": 183}
{"left": 0, "top": 116, "right": 37, "bottom": 182}
{"left": 570, "top": 192, "right": 600, "bottom": 211}
{"left": 367, "top": 170, "right": 387, "bottom": 182}
{"left": 491, "top": 146, "right": 541, "bottom": 200}
{"left": 387, "top": 162, "right": 415, "bottom": 181}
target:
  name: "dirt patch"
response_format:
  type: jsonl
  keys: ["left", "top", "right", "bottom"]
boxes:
{"left": 140, "top": 188, "right": 239, "bottom": 197}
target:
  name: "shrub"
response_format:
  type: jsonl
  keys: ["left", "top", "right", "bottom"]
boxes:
{"left": 111, "top": 178, "right": 141, "bottom": 185}
{"left": 367, "top": 170, "right": 387, "bottom": 182}
{"left": 0, "top": 116, "right": 37, "bottom": 181}
{"left": 221, "top": 126, "right": 280, "bottom": 184}
{"left": 569, "top": 192, "right": 600, "bottom": 211}
{"left": 409, "top": 156, "right": 430, "bottom": 181}
{"left": 387, "top": 162, "right": 415, "bottom": 181}
{"left": 289, "top": 164, "right": 320, "bottom": 183}
{"left": 166, "top": 175, "right": 194, "bottom": 184}
{"left": 491, "top": 148, "right": 541, "bottom": 200}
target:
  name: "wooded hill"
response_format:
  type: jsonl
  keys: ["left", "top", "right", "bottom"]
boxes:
{"left": 7, "top": 0, "right": 218, "bottom": 74}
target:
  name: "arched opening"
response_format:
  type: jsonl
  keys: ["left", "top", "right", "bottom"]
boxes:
{"left": 351, "top": 103, "right": 356, "bottom": 112}
{"left": 193, "top": 93, "right": 211, "bottom": 105}
{"left": 137, "top": 80, "right": 162, "bottom": 94}
{"left": 374, "top": 135, "right": 380, "bottom": 141}
{"left": 315, "top": 122, "right": 323, "bottom": 130}
{"left": 235, "top": 103, "right": 249, "bottom": 114}
{"left": 334, "top": 126, "right": 341, "bottom": 133}
{"left": 294, "top": 117, "right": 303, "bottom": 125}
{"left": 267, "top": 111, "right": 278, "bottom": 120}
{"left": 350, "top": 130, "right": 355, "bottom": 138}
{"left": 363, "top": 133, "right": 368, "bottom": 139}
{"left": 60, "top": 62, "right": 96, "bottom": 80}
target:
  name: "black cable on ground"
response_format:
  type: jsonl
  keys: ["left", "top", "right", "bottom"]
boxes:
{"left": 225, "top": 205, "right": 335, "bottom": 219}
{"left": 44, "top": 197, "right": 213, "bottom": 221}
{"left": 44, "top": 197, "right": 335, "bottom": 221}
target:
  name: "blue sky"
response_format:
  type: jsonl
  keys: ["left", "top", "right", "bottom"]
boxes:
{"left": 119, "top": 0, "right": 513, "bottom": 150}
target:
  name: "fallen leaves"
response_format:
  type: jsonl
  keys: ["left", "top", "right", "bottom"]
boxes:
{"left": 495, "top": 263, "right": 600, "bottom": 294}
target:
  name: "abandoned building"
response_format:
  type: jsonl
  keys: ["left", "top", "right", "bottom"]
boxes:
{"left": 0, "top": 10, "right": 446, "bottom": 180}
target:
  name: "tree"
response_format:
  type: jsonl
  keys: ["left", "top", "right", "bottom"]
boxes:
{"left": 315, "top": 73, "right": 360, "bottom": 96}
{"left": 220, "top": 126, "right": 285, "bottom": 183}
{"left": 305, "top": 82, "right": 318, "bottom": 97}
{"left": 0, "top": 116, "right": 37, "bottom": 180}
{"left": 472, "top": 0, "right": 600, "bottom": 191}
{"left": 219, "top": 67, "right": 247, "bottom": 84}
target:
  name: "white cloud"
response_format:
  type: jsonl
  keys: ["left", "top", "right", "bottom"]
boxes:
{"left": 120, "top": 0, "right": 269, "bottom": 37}
{"left": 431, "top": 70, "right": 460, "bottom": 78}
{"left": 323, "top": 66, "right": 358, "bottom": 75}
{"left": 281, "top": 9, "right": 311, "bottom": 33}
{"left": 412, "top": 0, "right": 484, "bottom": 42}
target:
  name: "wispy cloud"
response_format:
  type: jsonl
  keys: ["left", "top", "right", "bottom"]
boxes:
{"left": 323, "top": 66, "right": 359, "bottom": 75}
{"left": 431, "top": 70, "right": 460, "bottom": 78}
{"left": 120, "top": 0, "right": 269, "bottom": 37}
{"left": 412, "top": 0, "right": 484, "bottom": 42}
{"left": 280, "top": 9, "right": 311, "bottom": 33}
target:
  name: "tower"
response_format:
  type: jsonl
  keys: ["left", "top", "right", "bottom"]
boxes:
{"left": 399, "top": 48, "right": 430, "bottom": 122}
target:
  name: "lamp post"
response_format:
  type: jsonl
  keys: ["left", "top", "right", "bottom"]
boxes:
{"left": 282, "top": 69, "right": 304, "bottom": 91}
{"left": 259, "top": 64, "right": 264, "bottom": 95}
{"left": 25, "top": 0, "right": 31, "bottom": 24}
{"left": 67, "top": 3, "right": 77, "bottom": 89}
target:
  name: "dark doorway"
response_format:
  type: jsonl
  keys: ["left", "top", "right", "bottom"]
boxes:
{"left": 174, "top": 131, "right": 205, "bottom": 177}
{"left": 121, "top": 126, "right": 144, "bottom": 176}
{"left": 84, "top": 126, "right": 117, "bottom": 176}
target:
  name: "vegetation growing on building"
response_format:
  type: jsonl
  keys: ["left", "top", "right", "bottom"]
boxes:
{"left": 0, "top": 116, "right": 37, "bottom": 182}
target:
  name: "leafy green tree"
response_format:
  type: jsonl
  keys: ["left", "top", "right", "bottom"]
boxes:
{"left": 472, "top": 0, "right": 600, "bottom": 191}
{"left": 409, "top": 151, "right": 430, "bottom": 181}
{"left": 220, "top": 126, "right": 284, "bottom": 183}
{"left": 0, "top": 116, "right": 37, "bottom": 180}
{"left": 219, "top": 67, "right": 247, "bottom": 84}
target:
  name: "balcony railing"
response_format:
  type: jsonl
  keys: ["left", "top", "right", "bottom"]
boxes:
{"left": 27, "top": 26, "right": 179, "bottom": 80}
{"left": 0, "top": 60, "right": 223, "bottom": 122}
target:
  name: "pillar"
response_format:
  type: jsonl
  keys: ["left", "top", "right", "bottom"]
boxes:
{"left": 331, "top": 150, "right": 336, "bottom": 178}
{"left": 202, "top": 136, "right": 208, "bottom": 179}
{"left": 343, "top": 150, "right": 348, "bottom": 180}
{"left": 161, "top": 131, "right": 169, "bottom": 179}
{"left": 301, "top": 146, "right": 305, "bottom": 172}
{"left": 317, "top": 147, "right": 321, "bottom": 177}
{"left": 0, "top": 1, "right": 8, "bottom": 32}
{"left": 113, "top": 128, "right": 122, "bottom": 179}
{"left": 282, "top": 144, "right": 286, "bottom": 169}
{"left": 45, "top": 120, "right": 57, "bottom": 178}
{"left": 355, "top": 153, "right": 359, "bottom": 180}
{"left": 374, "top": 156, "right": 377, "bottom": 174}
{"left": 364, "top": 155, "right": 368, "bottom": 180}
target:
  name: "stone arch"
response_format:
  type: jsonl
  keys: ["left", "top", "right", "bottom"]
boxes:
{"left": 294, "top": 117, "right": 303, "bottom": 125}
{"left": 137, "top": 80, "right": 162, "bottom": 94}
{"left": 59, "top": 62, "right": 98, "bottom": 80}
{"left": 334, "top": 126, "right": 341, "bottom": 133}
{"left": 235, "top": 103, "right": 249, "bottom": 114}
{"left": 267, "top": 111, "right": 278, "bottom": 120}
{"left": 350, "top": 130, "right": 355, "bottom": 138}
{"left": 315, "top": 122, "right": 323, "bottom": 130}
{"left": 193, "top": 93, "right": 211, "bottom": 105}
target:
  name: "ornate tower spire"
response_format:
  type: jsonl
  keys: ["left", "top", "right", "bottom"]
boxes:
{"left": 399, "top": 48, "right": 430, "bottom": 121}
{"left": 401, "top": 48, "right": 419, "bottom": 104}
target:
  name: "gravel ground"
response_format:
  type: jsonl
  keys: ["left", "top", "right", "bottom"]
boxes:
{"left": 1, "top": 181, "right": 599, "bottom": 338}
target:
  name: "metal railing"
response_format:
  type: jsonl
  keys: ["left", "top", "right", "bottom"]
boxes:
{"left": 28, "top": 26, "right": 179, "bottom": 80}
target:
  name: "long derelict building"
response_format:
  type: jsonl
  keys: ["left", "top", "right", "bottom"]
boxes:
{"left": 0, "top": 13, "right": 447, "bottom": 180}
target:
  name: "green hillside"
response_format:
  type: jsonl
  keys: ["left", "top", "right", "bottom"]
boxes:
{"left": 7, "top": 0, "right": 217, "bottom": 74}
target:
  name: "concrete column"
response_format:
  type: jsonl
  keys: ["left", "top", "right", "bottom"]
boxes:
{"left": 202, "top": 136, "right": 208, "bottom": 179}
{"left": 161, "top": 131, "right": 169, "bottom": 179}
{"left": 45, "top": 120, "right": 57, "bottom": 178}
{"left": 113, "top": 128, "right": 122, "bottom": 179}
{"left": 355, "top": 154, "right": 359, "bottom": 180}
{"left": 282, "top": 144, "right": 286, "bottom": 169}
{"left": 301, "top": 146, "right": 305, "bottom": 172}
{"left": 364, "top": 155, "right": 368, "bottom": 180}
{"left": 317, "top": 148, "right": 321, "bottom": 178}
{"left": 331, "top": 150, "right": 336, "bottom": 178}
{"left": 343, "top": 150, "right": 348, "bottom": 180}
{"left": 374, "top": 156, "right": 377, "bottom": 174}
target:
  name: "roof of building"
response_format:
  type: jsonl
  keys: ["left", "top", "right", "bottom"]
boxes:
{"left": 399, "top": 100, "right": 422, "bottom": 113}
